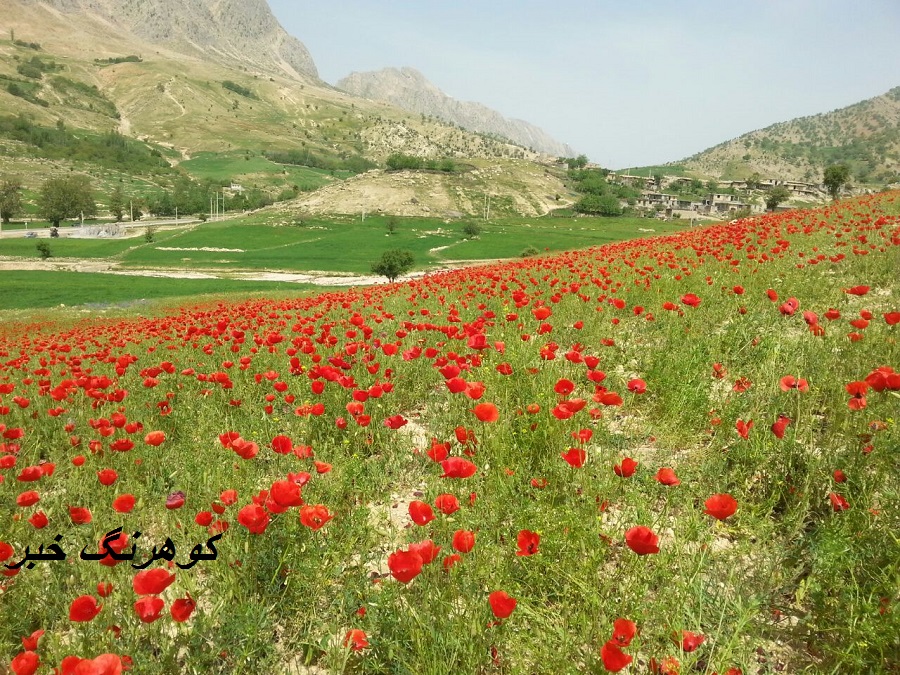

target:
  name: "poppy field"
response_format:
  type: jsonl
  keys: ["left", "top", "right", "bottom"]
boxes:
{"left": 1, "top": 194, "right": 899, "bottom": 674}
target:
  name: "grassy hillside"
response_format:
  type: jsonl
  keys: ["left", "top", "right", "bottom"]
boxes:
{"left": 681, "top": 86, "right": 900, "bottom": 184}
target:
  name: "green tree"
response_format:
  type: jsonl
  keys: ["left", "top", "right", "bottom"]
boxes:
{"left": 574, "top": 194, "right": 622, "bottom": 216}
{"left": 37, "top": 175, "right": 95, "bottom": 227}
{"left": 109, "top": 184, "right": 125, "bottom": 221}
{"left": 765, "top": 186, "right": 791, "bottom": 211}
{"left": 462, "top": 221, "right": 482, "bottom": 238}
{"left": 746, "top": 172, "right": 762, "bottom": 190}
{"left": 823, "top": 163, "right": 851, "bottom": 201}
{"left": 565, "top": 154, "right": 588, "bottom": 169}
{"left": 371, "top": 249, "right": 414, "bottom": 283}
{"left": 386, "top": 217, "right": 398, "bottom": 235}
{"left": 0, "top": 175, "right": 23, "bottom": 224}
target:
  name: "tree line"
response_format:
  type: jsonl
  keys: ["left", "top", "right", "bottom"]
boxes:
{"left": 0, "top": 174, "right": 281, "bottom": 227}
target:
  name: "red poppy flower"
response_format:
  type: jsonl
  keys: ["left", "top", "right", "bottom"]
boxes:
{"left": 97, "top": 469, "right": 118, "bottom": 486}
{"left": 488, "top": 590, "right": 517, "bottom": 619}
{"left": 231, "top": 437, "right": 259, "bottom": 460}
{"left": 655, "top": 468, "right": 680, "bottom": 486}
{"left": 384, "top": 414, "right": 408, "bottom": 429}
{"left": 134, "top": 596, "right": 165, "bottom": 623}
{"left": 16, "top": 491, "right": 39, "bottom": 507}
{"left": 144, "top": 431, "right": 165, "bottom": 446}
{"left": 779, "top": 376, "right": 809, "bottom": 392}
{"left": 681, "top": 630, "right": 705, "bottom": 652}
{"left": 97, "top": 582, "right": 113, "bottom": 598}
{"left": 516, "top": 529, "right": 540, "bottom": 556}
{"left": 313, "top": 461, "right": 332, "bottom": 474}
{"left": 624, "top": 526, "right": 659, "bottom": 555}
{"left": 845, "top": 381, "right": 868, "bottom": 410}
{"left": 443, "top": 553, "right": 462, "bottom": 570}
{"left": 408, "top": 500, "right": 435, "bottom": 526}
{"left": 270, "top": 479, "right": 303, "bottom": 507}
{"left": 681, "top": 293, "right": 701, "bottom": 308}
{"left": 434, "top": 493, "right": 460, "bottom": 515}
{"left": 614, "top": 457, "right": 637, "bottom": 477}
{"left": 885, "top": 311, "right": 900, "bottom": 326}
{"left": 833, "top": 469, "right": 847, "bottom": 483}
{"left": 0, "top": 541, "right": 14, "bottom": 563}
{"left": 427, "top": 439, "right": 450, "bottom": 462}
{"left": 771, "top": 414, "right": 791, "bottom": 439}
{"left": 28, "top": 511, "right": 48, "bottom": 529}
{"left": 844, "top": 285, "right": 870, "bottom": 296}
{"left": 732, "top": 377, "right": 752, "bottom": 392}
{"left": 10, "top": 651, "right": 39, "bottom": 675}
{"left": 271, "top": 435, "right": 293, "bottom": 454}
{"left": 166, "top": 491, "right": 186, "bottom": 510}
{"left": 16, "top": 466, "right": 42, "bottom": 482}
{"left": 779, "top": 298, "right": 799, "bottom": 316}
{"left": 109, "top": 439, "right": 134, "bottom": 452}
{"left": 440, "top": 457, "right": 477, "bottom": 478}
{"left": 452, "top": 529, "right": 475, "bottom": 553}
{"left": 611, "top": 618, "right": 636, "bottom": 646}
{"left": 387, "top": 549, "right": 424, "bottom": 583}
{"left": 69, "top": 595, "right": 102, "bottom": 622}
{"left": 220, "top": 489, "right": 238, "bottom": 505}
{"left": 600, "top": 640, "right": 633, "bottom": 672}
{"left": 112, "top": 494, "right": 136, "bottom": 513}
{"left": 735, "top": 419, "right": 753, "bottom": 440}
{"left": 344, "top": 628, "right": 369, "bottom": 652}
{"left": 704, "top": 493, "right": 737, "bottom": 520}
{"left": 560, "top": 447, "right": 586, "bottom": 468}
{"left": 829, "top": 492, "right": 850, "bottom": 512}
{"left": 626, "top": 378, "right": 647, "bottom": 394}
{"left": 21, "top": 629, "right": 44, "bottom": 651}
{"left": 472, "top": 403, "right": 499, "bottom": 423}
{"left": 237, "top": 503, "right": 270, "bottom": 534}
{"left": 554, "top": 378, "right": 575, "bottom": 396}
{"left": 408, "top": 539, "right": 441, "bottom": 565}
{"left": 170, "top": 594, "right": 196, "bottom": 622}
{"left": 69, "top": 507, "right": 92, "bottom": 525}
{"left": 530, "top": 477, "right": 548, "bottom": 489}
{"left": 133, "top": 568, "right": 175, "bottom": 595}
{"left": 300, "top": 504, "right": 334, "bottom": 530}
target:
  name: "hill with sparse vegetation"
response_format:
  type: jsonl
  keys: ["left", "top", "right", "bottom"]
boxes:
{"left": 680, "top": 86, "right": 900, "bottom": 185}
{"left": 337, "top": 67, "right": 576, "bottom": 159}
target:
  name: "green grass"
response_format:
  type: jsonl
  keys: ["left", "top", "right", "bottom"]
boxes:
{"left": 119, "top": 214, "right": 689, "bottom": 273}
{"left": 179, "top": 152, "right": 349, "bottom": 190}
{"left": 0, "top": 229, "right": 167, "bottom": 258}
{"left": 0, "top": 270, "right": 321, "bottom": 310}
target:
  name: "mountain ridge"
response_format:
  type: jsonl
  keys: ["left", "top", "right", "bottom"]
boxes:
{"left": 12, "top": 0, "right": 319, "bottom": 80}
{"left": 678, "top": 86, "right": 900, "bottom": 184}
{"left": 337, "top": 66, "right": 576, "bottom": 159}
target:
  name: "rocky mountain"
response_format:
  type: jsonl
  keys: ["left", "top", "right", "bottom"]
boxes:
{"left": 12, "top": 0, "right": 318, "bottom": 80}
{"left": 337, "top": 67, "right": 576, "bottom": 159}
{"left": 680, "top": 86, "right": 900, "bottom": 184}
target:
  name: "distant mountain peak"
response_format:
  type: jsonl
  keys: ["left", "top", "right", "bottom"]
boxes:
{"left": 15, "top": 0, "right": 318, "bottom": 80}
{"left": 337, "top": 67, "right": 576, "bottom": 158}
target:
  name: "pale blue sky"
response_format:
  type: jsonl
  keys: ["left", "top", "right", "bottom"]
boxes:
{"left": 269, "top": 1, "right": 900, "bottom": 169}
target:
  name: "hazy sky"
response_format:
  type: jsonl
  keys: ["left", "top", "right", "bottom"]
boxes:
{"left": 269, "top": 1, "right": 900, "bottom": 169}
